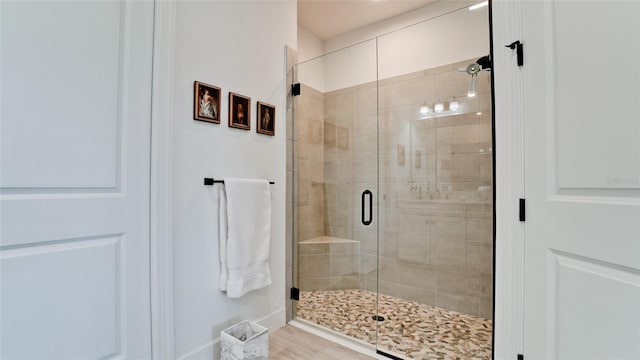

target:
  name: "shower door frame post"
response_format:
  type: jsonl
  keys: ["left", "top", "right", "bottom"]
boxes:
{"left": 490, "top": 0, "right": 526, "bottom": 358}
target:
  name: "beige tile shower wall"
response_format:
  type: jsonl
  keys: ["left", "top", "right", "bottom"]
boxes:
{"left": 375, "top": 58, "right": 493, "bottom": 319}
{"left": 294, "top": 84, "right": 326, "bottom": 243}
{"left": 297, "top": 237, "right": 360, "bottom": 291}
{"left": 321, "top": 58, "right": 493, "bottom": 319}
{"left": 324, "top": 80, "right": 378, "bottom": 291}
{"left": 292, "top": 57, "right": 493, "bottom": 318}
{"left": 373, "top": 202, "right": 493, "bottom": 319}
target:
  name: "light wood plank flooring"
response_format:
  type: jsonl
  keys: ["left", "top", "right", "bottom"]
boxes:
{"left": 270, "top": 325, "right": 376, "bottom": 359}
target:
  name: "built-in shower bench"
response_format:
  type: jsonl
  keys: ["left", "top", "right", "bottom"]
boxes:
{"left": 297, "top": 236, "right": 361, "bottom": 291}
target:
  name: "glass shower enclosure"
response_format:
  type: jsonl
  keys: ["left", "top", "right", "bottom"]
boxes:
{"left": 289, "top": 5, "right": 493, "bottom": 360}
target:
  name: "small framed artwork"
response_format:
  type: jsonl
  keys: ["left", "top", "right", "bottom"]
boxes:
{"left": 257, "top": 102, "right": 276, "bottom": 136}
{"left": 193, "top": 81, "right": 221, "bottom": 123}
{"left": 229, "top": 92, "right": 251, "bottom": 130}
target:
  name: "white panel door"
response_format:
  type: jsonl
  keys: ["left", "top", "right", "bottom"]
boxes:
{"left": 1, "top": 1, "right": 154, "bottom": 358}
{"left": 521, "top": 1, "right": 640, "bottom": 359}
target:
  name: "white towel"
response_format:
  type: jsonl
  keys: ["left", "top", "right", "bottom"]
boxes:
{"left": 219, "top": 178, "right": 272, "bottom": 298}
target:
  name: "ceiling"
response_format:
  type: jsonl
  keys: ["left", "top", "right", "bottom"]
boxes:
{"left": 298, "top": 0, "right": 439, "bottom": 41}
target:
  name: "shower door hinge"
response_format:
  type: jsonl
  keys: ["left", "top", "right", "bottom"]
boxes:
{"left": 290, "top": 287, "right": 300, "bottom": 301}
{"left": 291, "top": 83, "right": 301, "bottom": 96}
{"left": 505, "top": 40, "right": 524, "bottom": 67}
{"left": 519, "top": 198, "right": 526, "bottom": 222}
{"left": 518, "top": 354, "right": 524, "bottom": 360}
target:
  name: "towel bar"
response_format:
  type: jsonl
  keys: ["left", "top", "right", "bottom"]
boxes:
{"left": 204, "top": 178, "right": 275, "bottom": 185}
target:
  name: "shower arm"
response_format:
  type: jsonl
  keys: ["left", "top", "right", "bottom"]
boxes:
{"left": 468, "top": 74, "right": 478, "bottom": 97}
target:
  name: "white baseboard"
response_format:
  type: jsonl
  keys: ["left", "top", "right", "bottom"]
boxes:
{"left": 177, "top": 339, "right": 217, "bottom": 360}
{"left": 256, "top": 306, "right": 286, "bottom": 330}
{"left": 177, "top": 307, "right": 286, "bottom": 360}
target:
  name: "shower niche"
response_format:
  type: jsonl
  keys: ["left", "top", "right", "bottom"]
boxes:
{"left": 288, "top": 4, "right": 494, "bottom": 359}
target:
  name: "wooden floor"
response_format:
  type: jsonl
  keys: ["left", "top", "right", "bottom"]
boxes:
{"left": 270, "top": 325, "right": 376, "bottom": 359}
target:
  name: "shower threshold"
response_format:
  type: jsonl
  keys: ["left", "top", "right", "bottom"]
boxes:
{"left": 288, "top": 319, "right": 392, "bottom": 360}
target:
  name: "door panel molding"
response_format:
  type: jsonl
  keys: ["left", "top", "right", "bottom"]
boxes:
{"left": 0, "top": 0, "right": 132, "bottom": 191}
{"left": 549, "top": 192, "right": 640, "bottom": 206}
{"left": 1, "top": 235, "right": 125, "bottom": 358}
{"left": 545, "top": 0, "right": 640, "bottom": 193}
{"left": 540, "top": 0, "right": 640, "bottom": 203}
{"left": 550, "top": 250, "right": 640, "bottom": 359}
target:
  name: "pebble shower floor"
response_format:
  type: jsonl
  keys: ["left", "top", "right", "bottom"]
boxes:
{"left": 296, "top": 289, "right": 492, "bottom": 360}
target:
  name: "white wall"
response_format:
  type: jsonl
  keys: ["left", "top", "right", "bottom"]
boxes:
{"left": 300, "top": 0, "right": 489, "bottom": 92}
{"left": 322, "top": 39, "right": 377, "bottom": 93}
{"left": 376, "top": 5, "right": 490, "bottom": 80}
{"left": 324, "top": 0, "right": 476, "bottom": 54}
{"left": 298, "top": 25, "right": 324, "bottom": 63}
{"left": 297, "top": 25, "right": 325, "bottom": 92}
{"left": 171, "top": 1, "right": 296, "bottom": 359}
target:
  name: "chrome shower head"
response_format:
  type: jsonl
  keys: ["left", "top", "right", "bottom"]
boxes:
{"left": 457, "top": 55, "right": 491, "bottom": 97}
{"left": 466, "top": 63, "right": 482, "bottom": 75}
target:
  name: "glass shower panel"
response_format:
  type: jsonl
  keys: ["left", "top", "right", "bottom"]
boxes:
{"left": 292, "top": 39, "right": 380, "bottom": 345}
{"left": 375, "top": 5, "right": 494, "bottom": 359}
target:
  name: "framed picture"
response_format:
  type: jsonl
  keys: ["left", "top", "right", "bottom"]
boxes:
{"left": 229, "top": 92, "right": 251, "bottom": 130}
{"left": 257, "top": 102, "right": 275, "bottom": 136}
{"left": 193, "top": 81, "right": 221, "bottom": 123}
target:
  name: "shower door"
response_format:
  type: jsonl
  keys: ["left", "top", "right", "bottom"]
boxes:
{"left": 374, "top": 5, "right": 494, "bottom": 359}
{"left": 291, "top": 39, "right": 382, "bottom": 345}
{"left": 291, "top": 4, "right": 494, "bottom": 359}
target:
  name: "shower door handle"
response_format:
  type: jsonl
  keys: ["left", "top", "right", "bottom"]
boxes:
{"left": 361, "top": 190, "right": 372, "bottom": 226}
